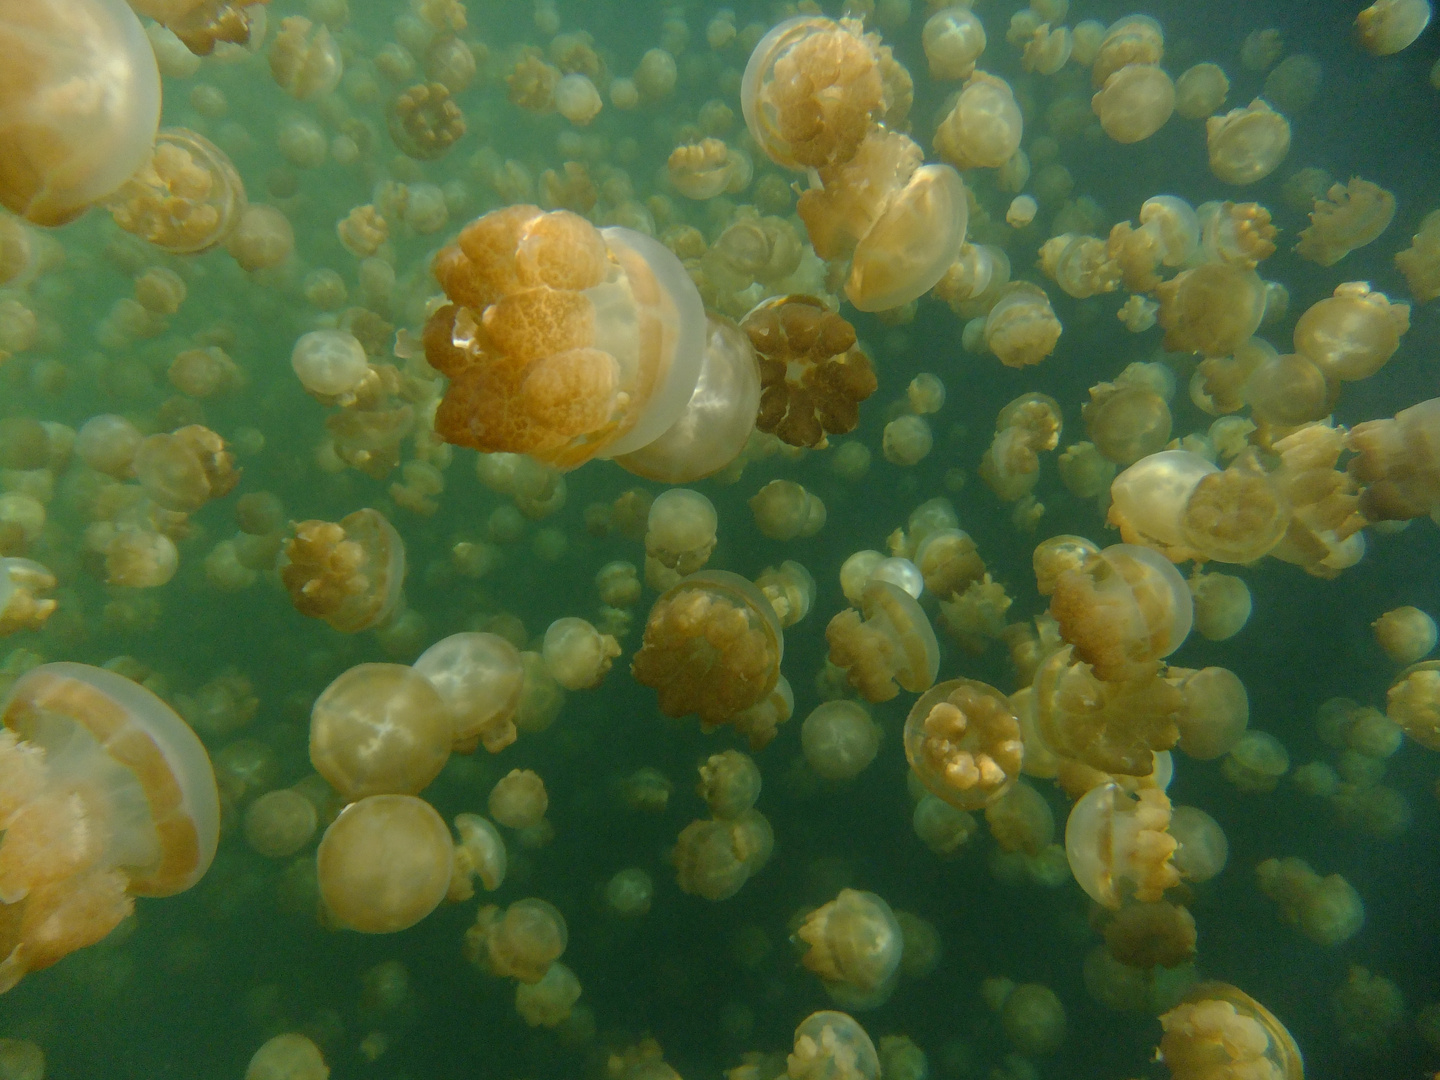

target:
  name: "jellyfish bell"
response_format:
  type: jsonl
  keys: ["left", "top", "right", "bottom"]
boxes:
{"left": 1065, "top": 781, "right": 1179, "bottom": 909}
{"left": 846, "top": 163, "right": 968, "bottom": 312}
{"left": 316, "top": 793, "right": 453, "bottom": 933}
{"left": 0, "top": 0, "right": 163, "bottom": 226}
{"left": 1108, "top": 450, "right": 1219, "bottom": 560}
{"left": 107, "top": 128, "right": 247, "bottom": 254}
{"left": 1157, "top": 982, "right": 1303, "bottom": 1080}
{"left": 0, "top": 662, "right": 220, "bottom": 990}
{"left": 904, "top": 678, "right": 1024, "bottom": 810}
{"left": 429, "top": 207, "right": 708, "bottom": 471}
{"left": 615, "top": 315, "right": 761, "bottom": 483}
{"left": 413, "top": 632, "right": 525, "bottom": 754}
{"left": 826, "top": 580, "right": 940, "bottom": 702}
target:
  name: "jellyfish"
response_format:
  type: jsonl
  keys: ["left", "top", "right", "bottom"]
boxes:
{"left": 934, "top": 71, "right": 1023, "bottom": 171}
{"left": 802, "top": 702, "right": 882, "bottom": 781}
{"left": 1092, "top": 65, "right": 1175, "bottom": 144}
{"left": 797, "top": 890, "right": 903, "bottom": 1009}
{"left": 104, "top": 129, "right": 246, "bottom": 256}
{"left": 698, "top": 750, "right": 762, "bottom": 820}
{"left": 0, "top": 662, "right": 220, "bottom": 991}
{"left": 1346, "top": 397, "right": 1440, "bottom": 521}
{"left": 269, "top": 16, "right": 343, "bottom": 101}
{"left": 1386, "top": 660, "right": 1440, "bottom": 749}
{"left": 631, "top": 571, "right": 784, "bottom": 736}
{"left": 1355, "top": 0, "right": 1433, "bottom": 55}
{"left": 316, "top": 794, "right": 453, "bottom": 933}
{"left": 245, "top": 1034, "right": 329, "bottom": 1080}
{"left": 1155, "top": 264, "right": 1268, "bottom": 357}
{"left": 644, "top": 489, "right": 718, "bottom": 590}
{"left": 1168, "top": 667, "right": 1249, "bottom": 760}
{"left": 1373, "top": 607, "right": 1437, "bottom": 664}
{"left": 671, "top": 809, "right": 773, "bottom": 900}
{"left": 0, "top": 0, "right": 162, "bottom": 226}
{"left": 982, "top": 282, "right": 1063, "bottom": 368}
{"left": 1255, "top": 856, "right": 1364, "bottom": 946}
{"left": 309, "top": 664, "right": 452, "bottom": 801}
{"left": 428, "top": 206, "right": 708, "bottom": 470}
{"left": 750, "top": 481, "right": 826, "bottom": 541}
{"left": 0, "top": 559, "right": 57, "bottom": 638}
{"left": 1065, "top": 781, "right": 1179, "bottom": 908}
{"left": 1156, "top": 983, "right": 1304, "bottom": 1080}
{"left": 488, "top": 769, "right": 548, "bottom": 830}
{"left": 787, "top": 1011, "right": 880, "bottom": 1080}
{"left": 826, "top": 581, "right": 939, "bottom": 702}
{"left": 1295, "top": 179, "right": 1396, "bottom": 267}
{"left": 1206, "top": 100, "right": 1291, "bottom": 185}
{"left": 413, "top": 632, "right": 525, "bottom": 753}
{"left": 1293, "top": 281, "right": 1409, "bottom": 382}
{"left": 922, "top": 7, "right": 986, "bottom": 80}
{"left": 281, "top": 509, "right": 406, "bottom": 633}
{"left": 1049, "top": 545, "right": 1193, "bottom": 682}
{"left": 1395, "top": 209, "right": 1440, "bottom": 302}
{"left": 904, "top": 679, "right": 1024, "bottom": 810}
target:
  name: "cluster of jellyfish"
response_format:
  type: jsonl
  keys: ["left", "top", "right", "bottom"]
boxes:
{"left": 2, "top": 0, "right": 1440, "bottom": 1076}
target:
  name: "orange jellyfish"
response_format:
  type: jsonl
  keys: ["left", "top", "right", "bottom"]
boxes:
{"left": 1065, "top": 781, "right": 1179, "bottom": 908}
{"left": 281, "top": 509, "right": 406, "bottom": 633}
{"left": 826, "top": 580, "right": 940, "bottom": 702}
{"left": 0, "top": 662, "right": 220, "bottom": 991}
{"left": 316, "top": 794, "right": 453, "bottom": 933}
{"left": 904, "top": 679, "right": 1024, "bottom": 809}
{"left": 1157, "top": 983, "right": 1303, "bottom": 1080}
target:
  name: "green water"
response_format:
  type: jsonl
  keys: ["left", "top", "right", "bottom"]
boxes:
{"left": 2, "top": 0, "right": 1439, "bottom": 1078}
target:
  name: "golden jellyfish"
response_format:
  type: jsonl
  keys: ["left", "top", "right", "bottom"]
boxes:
{"left": 243, "top": 789, "right": 318, "bottom": 859}
{"left": 750, "top": 480, "right": 826, "bottom": 541}
{"left": 882, "top": 416, "right": 933, "bottom": 467}
{"left": 631, "top": 571, "right": 784, "bottom": 735}
{"left": 1221, "top": 730, "right": 1289, "bottom": 792}
{"left": 0, "top": 0, "right": 161, "bottom": 226}
{"left": 1155, "top": 263, "right": 1268, "bottom": 357}
{"left": 916, "top": 529, "right": 986, "bottom": 598}
{"left": 107, "top": 129, "right": 246, "bottom": 254}
{"left": 1039, "top": 233, "right": 1122, "bottom": 300}
{"left": 414, "top": 632, "right": 524, "bottom": 754}
{"left": 1175, "top": 62, "right": 1229, "bottom": 119}
{"left": 1178, "top": 453, "right": 1290, "bottom": 564}
{"left": 1374, "top": 606, "right": 1437, "bottom": 664}
{"left": 309, "top": 663, "right": 452, "bottom": 801}
{"left": 515, "top": 961, "right": 582, "bottom": 1027}
{"left": 1168, "top": 666, "right": 1249, "bottom": 760}
{"left": 466, "top": 897, "right": 567, "bottom": 982}
{"left": 269, "top": 16, "right": 343, "bottom": 101}
{"left": 1256, "top": 856, "right": 1364, "bottom": 946}
{"left": 282, "top": 509, "right": 406, "bottom": 633}
{"left": 542, "top": 617, "right": 620, "bottom": 691}
{"left": 1346, "top": 397, "right": 1440, "bottom": 521}
{"left": 983, "top": 979, "right": 1067, "bottom": 1056}
{"left": 756, "top": 561, "right": 817, "bottom": 628}
{"left": 0, "top": 662, "right": 221, "bottom": 991}
{"left": 488, "top": 769, "right": 548, "bottom": 830}
{"left": 797, "top": 889, "right": 903, "bottom": 1009}
{"left": 787, "top": 1010, "right": 880, "bottom": 1080}
{"left": 604, "top": 868, "right": 653, "bottom": 917}
{"left": 802, "top": 701, "right": 882, "bottom": 781}
{"left": 1100, "top": 900, "right": 1196, "bottom": 970}
{"left": 644, "top": 489, "right": 718, "bottom": 589}
{"left": 0, "top": 558, "right": 57, "bottom": 637}
{"left": 1093, "top": 64, "right": 1175, "bottom": 144}
{"left": 1034, "top": 536, "right": 1101, "bottom": 597}
{"left": 1293, "top": 281, "right": 1409, "bottom": 382}
{"left": 1206, "top": 100, "right": 1291, "bottom": 186}
{"left": 1031, "top": 645, "right": 1182, "bottom": 776}
{"left": 1190, "top": 571, "right": 1252, "bottom": 641}
{"left": 671, "top": 808, "right": 773, "bottom": 900}
{"left": 934, "top": 71, "right": 1023, "bottom": 172}
{"left": 922, "top": 6, "right": 986, "bottom": 80}
{"left": 826, "top": 580, "right": 939, "bottom": 703}
{"left": 667, "top": 139, "right": 749, "bottom": 200}
{"left": 1356, "top": 0, "right": 1433, "bottom": 55}
{"left": 1198, "top": 200, "right": 1277, "bottom": 268}
{"left": 291, "top": 330, "right": 370, "bottom": 403}
{"left": 1387, "top": 660, "right": 1440, "bottom": 749}
{"left": 1049, "top": 544, "right": 1193, "bottom": 682}
{"left": 1084, "top": 383, "right": 1172, "bottom": 467}
{"left": 428, "top": 205, "right": 708, "bottom": 469}
{"left": 1295, "top": 178, "right": 1396, "bottom": 266}
{"left": 1108, "top": 449, "right": 1218, "bottom": 558}
{"left": 985, "top": 780, "right": 1054, "bottom": 856}
{"left": 912, "top": 793, "right": 978, "bottom": 856}
{"left": 698, "top": 750, "right": 762, "bottom": 820}
{"left": 1394, "top": 209, "right": 1440, "bottom": 302}
{"left": 739, "top": 17, "right": 894, "bottom": 172}
{"left": 133, "top": 425, "right": 239, "bottom": 513}
{"left": 1243, "top": 351, "right": 1335, "bottom": 430}
{"left": 317, "top": 794, "right": 452, "bottom": 933}
{"left": 388, "top": 82, "right": 466, "bottom": 161}
{"left": 245, "top": 1034, "right": 329, "bottom": 1080}
{"left": 1091, "top": 15, "right": 1164, "bottom": 86}
{"left": 904, "top": 679, "right": 1023, "bottom": 810}
{"left": 225, "top": 204, "right": 294, "bottom": 272}
{"left": 554, "top": 73, "right": 602, "bottom": 126}
{"left": 1169, "top": 805, "right": 1228, "bottom": 883}
{"left": 979, "top": 393, "right": 1063, "bottom": 502}
{"left": 1157, "top": 983, "right": 1303, "bottom": 1080}
{"left": 1264, "top": 54, "right": 1323, "bottom": 113}
{"left": 451, "top": 813, "right": 507, "bottom": 899}
{"left": 983, "top": 282, "right": 1062, "bottom": 368}
{"left": 1065, "top": 781, "right": 1179, "bottom": 908}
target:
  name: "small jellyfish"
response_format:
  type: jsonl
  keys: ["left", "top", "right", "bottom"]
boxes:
{"left": 309, "top": 663, "right": 452, "bottom": 800}
{"left": 107, "top": 129, "right": 246, "bottom": 254}
{"left": 788, "top": 1010, "right": 880, "bottom": 1080}
{"left": 631, "top": 571, "right": 784, "bottom": 737}
{"left": 797, "top": 889, "right": 903, "bottom": 1009}
{"left": 281, "top": 509, "right": 406, "bottom": 633}
{"left": 1065, "top": 781, "right": 1179, "bottom": 909}
{"left": 826, "top": 580, "right": 939, "bottom": 702}
{"left": 1356, "top": 0, "right": 1432, "bottom": 55}
{"left": 905, "top": 679, "right": 1024, "bottom": 810}
{"left": 269, "top": 17, "right": 343, "bottom": 101}
{"left": 413, "top": 632, "right": 525, "bottom": 753}
{"left": 1157, "top": 983, "right": 1303, "bottom": 1080}
{"left": 802, "top": 701, "right": 882, "bottom": 781}
{"left": 465, "top": 898, "right": 567, "bottom": 982}
{"left": 388, "top": 82, "right": 466, "bottom": 161}
{"left": 1206, "top": 99, "right": 1291, "bottom": 186}
{"left": 316, "top": 794, "right": 453, "bottom": 933}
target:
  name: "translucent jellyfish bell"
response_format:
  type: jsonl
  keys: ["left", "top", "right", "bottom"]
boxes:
{"left": 107, "top": 129, "right": 246, "bottom": 254}
{"left": 0, "top": 662, "right": 220, "bottom": 990}
{"left": 429, "top": 207, "right": 707, "bottom": 470}
{"left": 615, "top": 315, "right": 761, "bottom": 483}
{"left": 0, "top": 0, "right": 162, "bottom": 225}
{"left": 789, "top": 1011, "right": 880, "bottom": 1080}
{"left": 316, "top": 794, "right": 453, "bottom": 933}
{"left": 826, "top": 580, "right": 940, "bottom": 702}
{"left": 413, "top": 632, "right": 525, "bottom": 753}
{"left": 1157, "top": 983, "right": 1304, "bottom": 1080}
{"left": 904, "top": 678, "right": 1024, "bottom": 810}
{"left": 1064, "top": 781, "right": 1179, "bottom": 908}
{"left": 1108, "top": 450, "right": 1219, "bottom": 559}
{"left": 846, "top": 164, "right": 968, "bottom": 312}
